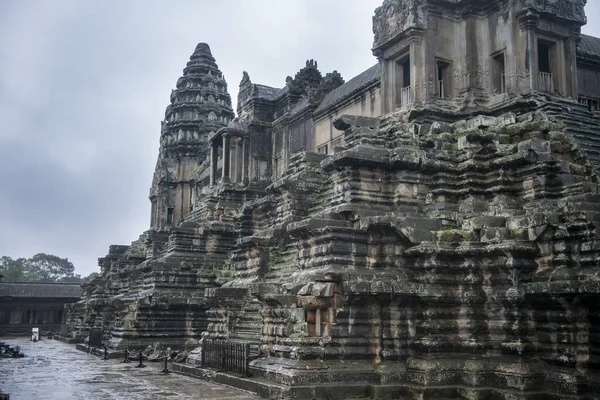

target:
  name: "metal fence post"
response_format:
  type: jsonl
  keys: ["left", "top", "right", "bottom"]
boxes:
{"left": 160, "top": 355, "right": 170, "bottom": 374}
{"left": 136, "top": 351, "right": 146, "bottom": 368}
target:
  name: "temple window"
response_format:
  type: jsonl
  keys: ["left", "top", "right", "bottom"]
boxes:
{"left": 167, "top": 208, "right": 174, "bottom": 224}
{"left": 274, "top": 155, "right": 284, "bottom": 179}
{"left": 306, "top": 308, "right": 334, "bottom": 337}
{"left": 395, "top": 54, "right": 411, "bottom": 107}
{"left": 492, "top": 52, "right": 506, "bottom": 94}
{"left": 579, "top": 96, "right": 600, "bottom": 112}
{"left": 537, "top": 40, "right": 555, "bottom": 93}
{"left": 258, "top": 160, "right": 268, "bottom": 180}
{"left": 190, "top": 186, "right": 195, "bottom": 211}
{"left": 150, "top": 200, "right": 157, "bottom": 227}
{"left": 436, "top": 60, "right": 451, "bottom": 99}
{"left": 317, "top": 143, "right": 328, "bottom": 155}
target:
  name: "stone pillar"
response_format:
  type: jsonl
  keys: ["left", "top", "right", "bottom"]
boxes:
{"left": 241, "top": 137, "right": 248, "bottom": 185}
{"left": 210, "top": 141, "right": 218, "bottom": 186}
{"left": 522, "top": 12, "right": 539, "bottom": 93}
{"left": 463, "top": 15, "right": 486, "bottom": 103}
{"left": 410, "top": 36, "right": 426, "bottom": 105}
{"left": 222, "top": 134, "right": 230, "bottom": 183}
{"left": 235, "top": 139, "right": 243, "bottom": 183}
{"left": 565, "top": 31, "right": 579, "bottom": 99}
{"left": 230, "top": 138, "right": 237, "bottom": 183}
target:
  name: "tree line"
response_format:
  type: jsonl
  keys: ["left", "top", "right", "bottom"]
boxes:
{"left": 0, "top": 254, "right": 99, "bottom": 283}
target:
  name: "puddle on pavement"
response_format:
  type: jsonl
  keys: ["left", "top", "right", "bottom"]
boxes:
{"left": 0, "top": 337, "right": 259, "bottom": 400}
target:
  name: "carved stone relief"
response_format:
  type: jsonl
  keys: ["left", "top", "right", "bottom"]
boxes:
{"left": 520, "top": 0, "right": 586, "bottom": 23}
{"left": 454, "top": 65, "right": 490, "bottom": 90}
{"left": 373, "top": 0, "right": 423, "bottom": 48}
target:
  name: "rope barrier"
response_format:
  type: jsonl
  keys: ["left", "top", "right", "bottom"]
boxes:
{"left": 88, "top": 345, "right": 174, "bottom": 376}
{"left": 1, "top": 329, "right": 58, "bottom": 338}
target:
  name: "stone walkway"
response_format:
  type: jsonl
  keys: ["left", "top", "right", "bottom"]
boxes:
{"left": 0, "top": 337, "right": 259, "bottom": 400}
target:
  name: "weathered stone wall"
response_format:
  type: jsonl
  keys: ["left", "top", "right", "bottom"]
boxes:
{"left": 578, "top": 65, "right": 600, "bottom": 98}
{"left": 314, "top": 86, "right": 381, "bottom": 151}
{"left": 240, "top": 108, "right": 600, "bottom": 398}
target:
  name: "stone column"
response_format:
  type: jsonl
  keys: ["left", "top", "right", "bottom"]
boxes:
{"left": 522, "top": 12, "right": 539, "bottom": 93}
{"left": 241, "top": 137, "right": 248, "bottom": 185}
{"left": 565, "top": 31, "right": 579, "bottom": 99}
{"left": 222, "top": 134, "right": 230, "bottom": 183}
{"left": 230, "top": 138, "right": 237, "bottom": 183}
{"left": 235, "top": 139, "right": 243, "bottom": 183}
{"left": 410, "top": 35, "right": 426, "bottom": 105}
{"left": 210, "top": 140, "right": 218, "bottom": 186}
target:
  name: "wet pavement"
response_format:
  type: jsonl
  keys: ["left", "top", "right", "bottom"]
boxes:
{"left": 0, "top": 337, "right": 259, "bottom": 400}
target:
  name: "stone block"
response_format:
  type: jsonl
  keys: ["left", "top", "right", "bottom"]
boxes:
{"left": 467, "top": 115, "right": 498, "bottom": 129}
{"left": 517, "top": 138, "right": 550, "bottom": 153}
{"left": 465, "top": 216, "right": 506, "bottom": 230}
{"left": 497, "top": 112, "right": 516, "bottom": 126}
{"left": 333, "top": 115, "right": 379, "bottom": 131}
{"left": 430, "top": 121, "right": 451, "bottom": 134}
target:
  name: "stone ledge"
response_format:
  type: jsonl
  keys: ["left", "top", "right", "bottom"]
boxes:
{"left": 170, "top": 361, "right": 598, "bottom": 400}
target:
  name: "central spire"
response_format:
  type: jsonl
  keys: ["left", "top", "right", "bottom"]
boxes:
{"left": 149, "top": 43, "right": 235, "bottom": 228}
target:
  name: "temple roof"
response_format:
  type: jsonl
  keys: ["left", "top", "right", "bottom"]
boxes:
{"left": 253, "top": 84, "right": 285, "bottom": 101}
{"left": 579, "top": 34, "right": 600, "bottom": 59}
{"left": 0, "top": 282, "right": 83, "bottom": 299}
{"left": 316, "top": 64, "right": 381, "bottom": 114}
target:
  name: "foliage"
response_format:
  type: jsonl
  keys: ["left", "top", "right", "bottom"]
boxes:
{"left": 0, "top": 256, "right": 29, "bottom": 282}
{"left": 0, "top": 254, "right": 97, "bottom": 283}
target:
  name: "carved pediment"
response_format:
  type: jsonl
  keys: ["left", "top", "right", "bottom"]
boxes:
{"left": 519, "top": 0, "right": 586, "bottom": 24}
{"left": 373, "top": 0, "right": 424, "bottom": 49}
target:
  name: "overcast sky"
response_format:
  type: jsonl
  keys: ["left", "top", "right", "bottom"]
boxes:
{"left": 0, "top": 1, "right": 599, "bottom": 277}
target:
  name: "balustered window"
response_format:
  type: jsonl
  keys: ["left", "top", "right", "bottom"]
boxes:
{"left": 579, "top": 96, "right": 600, "bottom": 112}
{"left": 395, "top": 54, "right": 411, "bottom": 108}
{"left": 492, "top": 52, "right": 506, "bottom": 94}
{"left": 306, "top": 308, "right": 334, "bottom": 337}
{"left": 436, "top": 60, "right": 451, "bottom": 99}
{"left": 537, "top": 39, "right": 556, "bottom": 93}
{"left": 317, "top": 143, "right": 328, "bottom": 155}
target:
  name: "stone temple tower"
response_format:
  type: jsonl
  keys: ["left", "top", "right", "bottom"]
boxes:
{"left": 149, "top": 43, "right": 235, "bottom": 228}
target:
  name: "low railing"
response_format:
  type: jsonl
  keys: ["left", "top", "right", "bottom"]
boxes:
{"left": 201, "top": 338, "right": 253, "bottom": 376}
{"left": 579, "top": 96, "right": 600, "bottom": 112}
{"left": 317, "top": 135, "right": 345, "bottom": 156}
{"left": 400, "top": 85, "right": 411, "bottom": 107}
{"left": 538, "top": 72, "right": 554, "bottom": 93}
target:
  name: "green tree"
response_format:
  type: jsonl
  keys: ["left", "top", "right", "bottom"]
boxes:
{"left": 0, "top": 256, "right": 28, "bottom": 282}
{"left": 25, "top": 253, "right": 76, "bottom": 282}
{"left": 0, "top": 254, "right": 93, "bottom": 283}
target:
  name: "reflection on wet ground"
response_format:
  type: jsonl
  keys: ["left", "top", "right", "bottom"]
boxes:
{"left": 0, "top": 338, "right": 258, "bottom": 400}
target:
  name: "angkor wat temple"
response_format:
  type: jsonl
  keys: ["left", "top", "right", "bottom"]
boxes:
{"left": 68, "top": 0, "right": 600, "bottom": 398}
